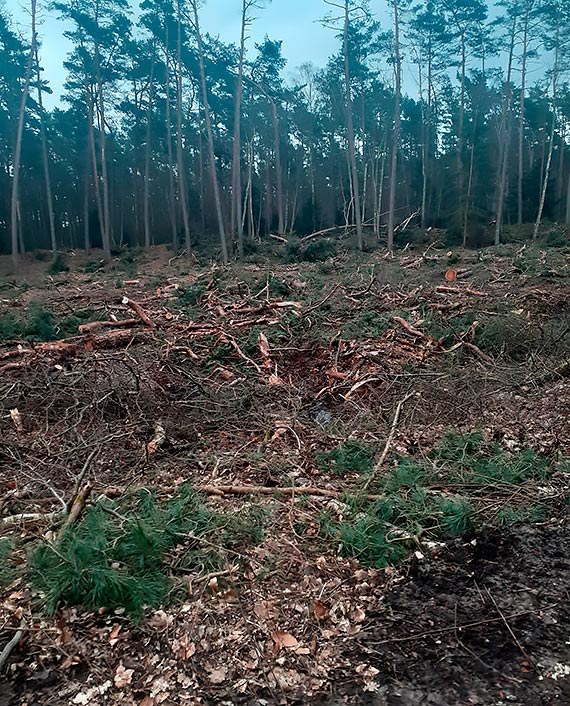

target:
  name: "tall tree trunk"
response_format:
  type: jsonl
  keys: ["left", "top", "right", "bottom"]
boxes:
{"left": 83, "top": 163, "right": 91, "bottom": 254}
{"left": 458, "top": 35, "right": 467, "bottom": 246}
{"left": 34, "top": 40, "right": 56, "bottom": 258}
{"left": 534, "top": 27, "right": 559, "bottom": 240}
{"left": 518, "top": 2, "right": 529, "bottom": 225}
{"left": 164, "top": 22, "right": 178, "bottom": 252}
{"left": 271, "top": 101, "right": 285, "bottom": 235}
{"left": 387, "top": 0, "right": 402, "bottom": 252}
{"left": 11, "top": 0, "right": 36, "bottom": 272}
{"left": 176, "top": 0, "right": 191, "bottom": 255}
{"left": 191, "top": 0, "right": 229, "bottom": 263}
{"left": 144, "top": 40, "right": 156, "bottom": 250}
{"left": 93, "top": 39, "right": 111, "bottom": 260}
{"left": 232, "top": 0, "right": 248, "bottom": 258}
{"left": 343, "top": 0, "right": 363, "bottom": 251}
{"left": 494, "top": 15, "right": 516, "bottom": 245}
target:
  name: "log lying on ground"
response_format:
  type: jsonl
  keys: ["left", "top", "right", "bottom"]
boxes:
{"left": 78, "top": 318, "right": 138, "bottom": 333}
{"left": 122, "top": 296, "right": 156, "bottom": 328}
{"left": 0, "top": 329, "right": 152, "bottom": 375}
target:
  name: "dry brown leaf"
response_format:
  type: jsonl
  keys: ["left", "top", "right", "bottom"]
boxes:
{"left": 208, "top": 667, "right": 227, "bottom": 684}
{"left": 272, "top": 630, "right": 299, "bottom": 652}
{"left": 114, "top": 663, "right": 134, "bottom": 689}
{"left": 109, "top": 624, "right": 122, "bottom": 646}
{"left": 314, "top": 600, "right": 329, "bottom": 621}
{"left": 140, "top": 697, "right": 155, "bottom": 706}
{"left": 178, "top": 633, "right": 196, "bottom": 660}
{"left": 268, "top": 373, "right": 285, "bottom": 386}
{"left": 258, "top": 332, "right": 271, "bottom": 358}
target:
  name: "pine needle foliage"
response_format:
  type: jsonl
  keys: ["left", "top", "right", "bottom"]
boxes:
{"left": 323, "top": 431, "right": 557, "bottom": 568}
{"left": 29, "top": 486, "right": 234, "bottom": 619}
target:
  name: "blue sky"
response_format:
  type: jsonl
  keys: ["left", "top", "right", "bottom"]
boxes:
{"left": 6, "top": 0, "right": 342, "bottom": 108}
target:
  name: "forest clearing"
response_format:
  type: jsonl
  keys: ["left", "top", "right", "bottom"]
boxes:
{"left": 1, "top": 239, "right": 569, "bottom": 705}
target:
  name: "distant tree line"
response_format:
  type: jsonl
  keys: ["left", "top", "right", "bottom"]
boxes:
{"left": 2, "top": 0, "right": 570, "bottom": 269}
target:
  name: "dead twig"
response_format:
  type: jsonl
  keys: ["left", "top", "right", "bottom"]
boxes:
{"left": 78, "top": 318, "right": 138, "bottom": 333}
{"left": 198, "top": 484, "right": 382, "bottom": 501}
{"left": 363, "top": 392, "right": 415, "bottom": 490}
{"left": 303, "top": 283, "right": 341, "bottom": 317}
{"left": 0, "top": 620, "right": 25, "bottom": 672}
{"left": 58, "top": 483, "right": 93, "bottom": 538}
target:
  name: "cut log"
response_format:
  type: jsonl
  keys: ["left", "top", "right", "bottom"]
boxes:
{"left": 122, "top": 297, "right": 156, "bottom": 328}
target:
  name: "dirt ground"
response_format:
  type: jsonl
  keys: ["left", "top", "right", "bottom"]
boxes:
{"left": 1, "top": 241, "right": 570, "bottom": 705}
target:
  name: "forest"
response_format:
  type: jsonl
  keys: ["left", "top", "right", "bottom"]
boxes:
{"left": 2, "top": 0, "right": 570, "bottom": 269}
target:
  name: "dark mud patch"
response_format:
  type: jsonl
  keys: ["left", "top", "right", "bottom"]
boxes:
{"left": 331, "top": 517, "right": 570, "bottom": 705}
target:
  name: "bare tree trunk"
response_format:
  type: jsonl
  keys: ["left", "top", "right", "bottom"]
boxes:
{"left": 144, "top": 40, "right": 156, "bottom": 250}
{"left": 494, "top": 15, "right": 516, "bottom": 245}
{"left": 272, "top": 101, "right": 285, "bottom": 235}
{"left": 458, "top": 36, "right": 467, "bottom": 246}
{"left": 87, "top": 85, "right": 104, "bottom": 250}
{"left": 518, "top": 2, "right": 529, "bottom": 225}
{"left": 565, "top": 172, "right": 570, "bottom": 225}
{"left": 83, "top": 164, "right": 91, "bottom": 254}
{"left": 231, "top": 0, "right": 249, "bottom": 258}
{"left": 93, "top": 39, "right": 111, "bottom": 260}
{"left": 164, "top": 22, "right": 178, "bottom": 252}
{"left": 176, "top": 0, "right": 191, "bottom": 255}
{"left": 11, "top": 0, "right": 36, "bottom": 272}
{"left": 191, "top": 0, "right": 229, "bottom": 263}
{"left": 534, "top": 29, "right": 559, "bottom": 240}
{"left": 34, "top": 40, "right": 56, "bottom": 258}
{"left": 343, "top": 0, "right": 363, "bottom": 251}
{"left": 387, "top": 0, "right": 402, "bottom": 253}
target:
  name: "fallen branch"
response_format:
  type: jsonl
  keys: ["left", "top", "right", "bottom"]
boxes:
{"left": 435, "top": 285, "right": 485, "bottom": 296}
{"left": 303, "top": 283, "right": 341, "bottom": 317}
{"left": 363, "top": 392, "right": 415, "bottom": 490}
{"left": 0, "top": 621, "right": 25, "bottom": 672}
{"left": 122, "top": 297, "right": 156, "bottom": 329}
{"left": 198, "top": 484, "right": 382, "bottom": 501}
{"left": 78, "top": 318, "right": 138, "bottom": 333}
{"left": 1, "top": 511, "right": 62, "bottom": 527}
{"left": 268, "top": 233, "right": 288, "bottom": 244}
{"left": 462, "top": 341, "right": 493, "bottom": 364}
{"left": 59, "top": 483, "right": 93, "bottom": 538}
{"left": 393, "top": 317, "right": 428, "bottom": 340}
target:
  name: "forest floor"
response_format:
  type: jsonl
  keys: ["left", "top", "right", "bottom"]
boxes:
{"left": 1, "top": 240, "right": 570, "bottom": 705}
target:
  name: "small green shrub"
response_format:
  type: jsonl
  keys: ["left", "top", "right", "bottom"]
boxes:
{"left": 29, "top": 486, "right": 267, "bottom": 619}
{"left": 48, "top": 252, "right": 70, "bottom": 275}
{"left": 302, "top": 240, "right": 337, "bottom": 262}
{"left": 317, "top": 440, "right": 374, "bottom": 475}
{"left": 30, "top": 487, "right": 215, "bottom": 618}
{"left": 0, "top": 538, "right": 18, "bottom": 587}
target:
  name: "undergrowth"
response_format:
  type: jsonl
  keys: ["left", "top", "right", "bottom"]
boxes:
{"left": 29, "top": 487, "right": 267, "bottom": 619}
{"left": 321, "top": 432, "right": 560, "bottom": 568}
{"left": 0, "top": 302, "right": 103, "bottom": 342}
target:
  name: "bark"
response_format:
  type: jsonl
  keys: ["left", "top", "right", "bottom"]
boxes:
{"left": 144, "top": 41, "right": 156, "bottom": 250}
{"left": 494, "top": 15, "right": 516, "bottom": 245}
{"left": 533, "top": 26, "right": 559, "bottom": 240}
{"left": 34, "top": 40, "right": 56, "bottom": 258}
{"left": 164, "top": 22, "right": 178, "bottom": 252}
{"left": 10, "top": 0, "right": 36, "bottom": 272}
{"left": 343, "top": 0, "right": 363, "bottom": 251}
{"left": 518, "top": 1, "right": 530, "bottom": 225}
{"left": 93, "top": 34, "right": 111, "bottom": 260}
{"left": 272, "top": 101, "right": 285, "bottom": 235}
{"left": 191, "top": 0, "right": 229, "bottom": 263}
{"left": 176, "top": 0, "right": 191, "bottom": 255}
{"left": 387, "top": 0, "right": 402, "bottom": 253}
{"left": 231, "top": 0, "right": 249, "bottom": 258}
